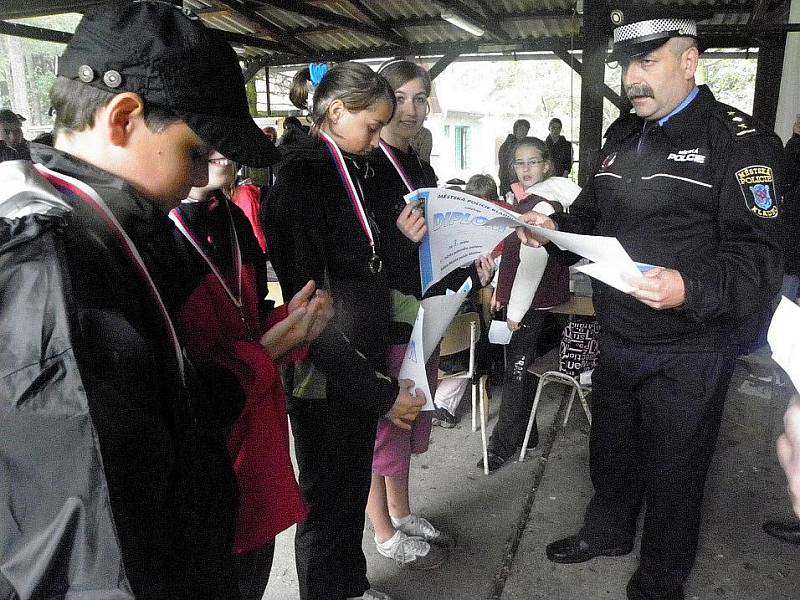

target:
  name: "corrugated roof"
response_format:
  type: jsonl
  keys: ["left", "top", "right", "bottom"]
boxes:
{"left": 0, "top": 0, "right": 789, "bottom": 69}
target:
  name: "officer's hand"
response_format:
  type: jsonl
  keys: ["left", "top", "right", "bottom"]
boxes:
{"left": 507, "top": 318, "right": 520, "bottom": 332}
{"left": 386, "top": 379, "right": 426, "bottom": 430}
{"left": 628, "top": 267, "right": 686, "bottom": 310}
{"left": 516, "top": 211, "right": 556, "bottom": 247}
{"left": 778, "top": 398, "right": 800, "bottom": 518}
{"left": 397, "top": 202, "right": 427, "bottom": 242}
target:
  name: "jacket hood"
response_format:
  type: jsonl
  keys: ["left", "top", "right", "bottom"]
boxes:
{"left": 0, "top": 158, "right": 71, "bottom": 219}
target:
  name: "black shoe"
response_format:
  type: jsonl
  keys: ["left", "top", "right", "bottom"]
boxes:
{"left": 546, "top": 535, "right": 633, "bottom": 564}
{"left": 432, "top": 406, "right": 458, "bottom": 429}
{"left": 476, "top": 450, "right": 511, "bottom": 473}
{"left": 763, "top": 520, "right": 800, "bottom": 544}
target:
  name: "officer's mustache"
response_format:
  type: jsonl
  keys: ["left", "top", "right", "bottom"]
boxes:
{"left": 625, "top": 84, "right": 654, "bottom": 99}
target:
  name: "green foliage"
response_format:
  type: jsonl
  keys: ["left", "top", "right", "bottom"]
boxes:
{"left": 0, "top": 14, "right": 79, "bottom": 127}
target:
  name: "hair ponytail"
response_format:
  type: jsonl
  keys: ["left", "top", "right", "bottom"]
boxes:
{"left": 289, "top": 66, "right": 312, "bottom": 110}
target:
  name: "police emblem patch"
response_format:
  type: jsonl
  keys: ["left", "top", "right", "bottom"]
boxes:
{"left": 600, "top": 152, "right": 617, "bottom": 170}
{"left": 735, "top": 165, "right": 778, "bottom": 218}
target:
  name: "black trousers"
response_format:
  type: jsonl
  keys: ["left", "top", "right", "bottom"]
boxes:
{"left": 289, "top": 396, "right": 379, "bottom": 600}
{"left": 235, "top": 543, "right": 275, "bottom": 600}
{"left": 488, "top": 309, "right": 547, "bottom": 458}
{"left": 579, "top": 341, "right": 736, "bottom": 599}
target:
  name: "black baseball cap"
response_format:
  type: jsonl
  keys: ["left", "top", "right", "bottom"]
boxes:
{"left": 57, "top": 0, "right": 280, "bottom": 167}
{"left": 606, "top": 6, "right": 708, "bottom": 64}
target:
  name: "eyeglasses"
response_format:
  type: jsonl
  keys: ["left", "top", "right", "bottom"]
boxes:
{"left": 396, "top": 96, "right": 428, "bottom": 108}
{"left": 512, "top": 159, "right": 546, "bottom": 169}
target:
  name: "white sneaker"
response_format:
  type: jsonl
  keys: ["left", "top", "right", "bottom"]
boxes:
{"left": 375, "top": 530, "right": 446, "bottom": 569}
{"left": 394, "top": 515, "right": 457, "bottom": 550}
{"left": 347, "top": 589, "right": 393, "bottom": 600}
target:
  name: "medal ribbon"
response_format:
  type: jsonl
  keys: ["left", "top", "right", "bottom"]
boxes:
{"left": 34, "top": 163, "right": 185, "bottom": 383}
{"left": 319, "top": 131, "right": 376, "bottom": 251}
{"left": 379, "top": 140, "right": 416, "bottom": 194}
{"left": 169, "top": 200, "right": 243, "bottom": 310}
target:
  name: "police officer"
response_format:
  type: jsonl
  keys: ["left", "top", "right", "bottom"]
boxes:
{"left": 518, "top": 7, "right": 785, "bottom": 600}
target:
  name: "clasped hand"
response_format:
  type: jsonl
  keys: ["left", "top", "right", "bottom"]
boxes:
{"left": 387, "top": 378, "right": 426, "bottom": 431}
{"left": 259, "top": 280, "right": 334, "bottom": 359}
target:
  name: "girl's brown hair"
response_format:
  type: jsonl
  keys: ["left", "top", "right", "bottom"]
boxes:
{"left": 377, "top": 59, "right": 431, "bottom": 97}
{"left": 289, "top": 62, "right": 396, "bottom": 130}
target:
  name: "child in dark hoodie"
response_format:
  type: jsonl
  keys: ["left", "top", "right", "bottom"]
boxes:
{"left": 262, "top": 62, "right": 426, "bottom": 600}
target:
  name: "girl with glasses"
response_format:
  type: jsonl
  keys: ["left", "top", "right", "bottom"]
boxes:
{"left": 481, "top": 137, "right": 581, "bottom": 472}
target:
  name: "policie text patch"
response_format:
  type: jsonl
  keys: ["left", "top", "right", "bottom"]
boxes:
{"left": 735, "top": 165, "right": 778, "bottom": 219}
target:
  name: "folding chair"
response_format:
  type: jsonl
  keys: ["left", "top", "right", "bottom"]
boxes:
{"left": 518, "top": 370, "right": 592, "bottom": 462}
{"left": 438, "top": 312, "right": 491, "bottom": 474}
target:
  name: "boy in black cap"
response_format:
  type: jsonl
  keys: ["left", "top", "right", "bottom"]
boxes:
{"left": 0, "top": 2, "right": 278, "bottom": 598}
{"left": 518, "top": 5, "right": 785, "bottom": 600}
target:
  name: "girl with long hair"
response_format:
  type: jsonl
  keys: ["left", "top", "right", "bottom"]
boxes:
{"left": 263, "top": 62, "right": 426, "bottom": 600}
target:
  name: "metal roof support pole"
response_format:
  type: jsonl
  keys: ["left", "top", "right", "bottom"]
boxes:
{"left": 265, "top": 66, "right": 271, "bottom": 116}
{"left": 577, "top": 0, "right": 610, "bottom": 187}
{"left": 428, "top": 50, "right": 461, "bottom": 80}
{"left": 752, "top": 33, "right": 787, "bottom": 132}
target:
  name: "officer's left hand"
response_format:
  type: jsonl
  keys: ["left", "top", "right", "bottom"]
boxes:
{"left": 628, "top": 267, "right": 686, "bottom": 310}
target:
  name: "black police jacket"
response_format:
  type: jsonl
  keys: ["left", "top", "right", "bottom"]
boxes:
{"left": 553, "top": 85, "right": 785, "bottom": 351}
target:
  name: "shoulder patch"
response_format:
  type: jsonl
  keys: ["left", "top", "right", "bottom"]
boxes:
{"left": 712, "top": 105, "right": 760, "bottom": 140}
{"left": 735, "top": 165, "right": 779, "bottom": 218}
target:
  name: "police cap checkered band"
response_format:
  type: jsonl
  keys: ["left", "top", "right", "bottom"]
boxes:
{"left": 613, "top": 18, "right": 697, "bottom": 45}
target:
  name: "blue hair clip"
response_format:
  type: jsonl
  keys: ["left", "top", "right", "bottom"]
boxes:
{"left": 309, "top": 63, "right": 329, "bottom": 87}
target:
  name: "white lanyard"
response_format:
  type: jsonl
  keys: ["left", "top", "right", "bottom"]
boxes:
{"left": 169, "top": 199, "right": 242, "bottom": 310}
{"left": 319, "top": 131, "right": 382, "bottom": 273}
{"left": 379, "top": 140, "right": 416, "bottom": 194}
{"left": 35, "top": 163, "right": 185, "bottom": 383}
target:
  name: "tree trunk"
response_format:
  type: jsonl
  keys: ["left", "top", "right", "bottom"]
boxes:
{"left": 6, "top": 34, "right": 31, "bottom": 121}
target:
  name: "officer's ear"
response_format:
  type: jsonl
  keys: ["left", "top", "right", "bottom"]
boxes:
{"left": 678, "top": 41, "right": 700, "bottom": 80}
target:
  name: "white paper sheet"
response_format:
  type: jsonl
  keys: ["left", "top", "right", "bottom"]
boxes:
{"left": 397, "top": 306, "right": 434, "bottom": 410}
{"left": 396, "top": 282, "right": 472, "bottom": 411}
{"left": 488, "top": 320, "right": 513, "bottom": 345}
{"left": 420, "top": 292, "right": 469, "bottom": 362}
{"left": 768, "top": 297, "right": 800, "bottom": 392}
{"left": 484, "top": 215, "right": 646, "bottom": 294}
{"left": 405, "top": 188, "right": 518, "bottom": 293}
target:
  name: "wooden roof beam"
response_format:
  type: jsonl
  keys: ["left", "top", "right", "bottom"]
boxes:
{"left": 550, "top": 40, "right": 628, "bottom": 112}
{"left": 258, "top": 37, "right": 579, "bottom": 67}
{"left": 345, "top": 0, "right": 410, "bottom": 46}
{"left": 0, "top": 20, "right": 71, "bottom": 43}
{"left": 0, "top": 0, "right": 104, "bottom": 19}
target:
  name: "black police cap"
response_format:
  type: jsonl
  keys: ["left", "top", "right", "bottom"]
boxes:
{"left": 57, "top": 0, "right": 280, "bottom": 168}
{"left": 607, "top": 4, "right": 712, "bottom": 63}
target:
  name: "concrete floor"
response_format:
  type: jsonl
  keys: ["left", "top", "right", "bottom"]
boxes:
{"left": 263, "top": 349, "right": 799, "bottom": 600}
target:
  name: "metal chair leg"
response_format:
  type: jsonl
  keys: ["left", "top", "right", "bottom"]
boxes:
{"left": 519, "top": 375, "right": 547, "bottom": 462}
{"left": 577, "top": 388, "right": 592, "bottom": 425}
{"left": 562, "top": 386, "right": 578, "bottom": 427}
{"left": 479, "top": 376, "right": 489, "bottom": 475}
{"left": 471, "top": 380, "right": 477, "bottom": 432}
